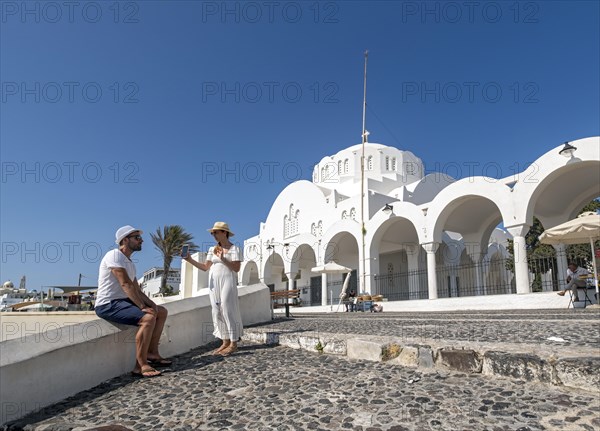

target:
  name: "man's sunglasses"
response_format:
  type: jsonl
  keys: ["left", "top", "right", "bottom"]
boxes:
{"left": 127, "top": 235, "right": 142, "bottom": 240}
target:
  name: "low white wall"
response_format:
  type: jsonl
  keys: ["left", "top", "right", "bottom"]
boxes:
{"left": 1, "top": 312, "right": 99, "bottom": 342}
{"left": 0, "top": 283, "right": 271, "bottom": 425}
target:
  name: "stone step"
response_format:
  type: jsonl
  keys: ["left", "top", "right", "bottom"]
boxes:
{"left": 242, "top": 328, "right": 600, "bottom": 393}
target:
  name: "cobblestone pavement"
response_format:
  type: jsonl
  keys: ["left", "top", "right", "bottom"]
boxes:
{"left": 5, "top": 310, "right": 600, "bottom": 431}
{"left": 6, "top": 343, "right": 600, "bottom": 431}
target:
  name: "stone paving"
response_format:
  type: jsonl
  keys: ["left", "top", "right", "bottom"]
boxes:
{"left": 5, "top": 309, "right": 600, "bottom": 431}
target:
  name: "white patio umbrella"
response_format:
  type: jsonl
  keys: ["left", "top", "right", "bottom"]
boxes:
{"left": 539, "top": 211, "right": 600, "bottom": 299}
{"left": 311, "top": 261, "right": 352, "bottom": 311}
{"left": 311, "top": 261, "right": 352, "bottom": 274}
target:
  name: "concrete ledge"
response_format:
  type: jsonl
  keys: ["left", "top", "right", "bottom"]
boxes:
{"left": 482, "top": 351, "right": 553, "bottom": 383}
{"left": 436, "top": 348, "right": 482, "bottom": 373}
{"left": 243, "top": 327, "right": 599, "bottom": 394}
{"left": 0, "top": 284, "right": 271, "bottom": 426}
{"left": 554, "top": 357, "right": 600, "bottom": 393}
{"left": 347, "top": 338, "right": 382, "bottom": 361}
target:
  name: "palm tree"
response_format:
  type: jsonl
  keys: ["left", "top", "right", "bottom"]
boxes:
{"left": 151, "top": 225, "right": 199, "bottom": 295}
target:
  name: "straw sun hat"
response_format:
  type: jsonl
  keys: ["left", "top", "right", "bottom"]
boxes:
{"left": 207, "top": 221, "right": 234, "bottom": 236}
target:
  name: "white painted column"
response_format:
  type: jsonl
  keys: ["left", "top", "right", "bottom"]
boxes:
{"left": 363, "top": 252, "right": 375, "bottom": 295}
{"left": 180, "top": 258, "right": 192, "bottom": 298}
{"left": 321, "top": 273, "right": 328, "bottom": 307}
{"left": 286, "top": 272, "right": 297, "bottom": 304}
{"left": 463, "top": 239, "right": 484, "bottom": 296}
{"left": 506, "top": 224, "right": 532, "bottom": 294}
{"left": 472, "top": 253, "right": 485, "bottom": 296}
{"left": 406, "top": 245, "right": 420, "bottom": 299}
{"left": 422, "top": 242, "right": 440, "bottom": 300}
{"left": 552, "top": 243, "right": 568, "bottom": 292}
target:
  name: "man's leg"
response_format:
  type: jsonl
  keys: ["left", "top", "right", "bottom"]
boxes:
{"left": 148, "top": 306, "right": 168, "bottom": 360}
{"left": 570, "top": 280, "right": 587, "bottom": 300}
{"left": 136, "top": 312, "right": 157, "bottom": 370}
{"left": 96, "top": 299, "right": 160, "bottom": 376}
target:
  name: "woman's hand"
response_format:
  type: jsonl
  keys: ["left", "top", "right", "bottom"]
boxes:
{"left": 214, "top": 245, "right": 223, "bottom": 259}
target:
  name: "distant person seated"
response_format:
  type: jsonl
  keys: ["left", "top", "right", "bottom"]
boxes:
{"left": 370, "top": 303, "right": 383, "bottom": 313}
{"left": 557, "top": 262, "right": 589, "bottom": 298}
{"left": 348, "top": 289, "right": 357, "bottom": 312}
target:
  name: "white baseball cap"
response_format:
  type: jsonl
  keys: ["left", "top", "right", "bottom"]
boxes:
{"left": 115, "top": 225, "right": 143, "bottom": 244}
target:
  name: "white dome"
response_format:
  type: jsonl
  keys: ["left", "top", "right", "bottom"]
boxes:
{"left": 3, "top": 280, "right": 14, "bottom": 289}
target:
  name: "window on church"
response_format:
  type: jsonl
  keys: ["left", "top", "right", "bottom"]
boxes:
{"left": 350, "top": 208, "right": 356, "bottom": 220}
{"left": 385, "top": 156, "right": 390, "bottom": 171}
{"left": 391, "top": 157, "right": 396, "bottom": 171}
{"left": 284, "top": 204, "right": 299, "bottom": 238}
{"left": 344, "top": 159, "right": 349, "bottom": 173}
{"left": 367, "top": 156, "right": 373, "bottom": 171}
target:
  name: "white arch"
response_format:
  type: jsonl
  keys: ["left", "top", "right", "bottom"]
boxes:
{"left": 426, "top": 178, "right": 513, "bottom": 243}
{"left": 367, "top": 201, "right": 427, "bottom": 247}
{"left": 512, "top": 137, "right": 600, "bottom": 226}
{"left": 320, "top": 220, "right": 362, "bottom": 264}
{"left": 240, "top": 260, "right": 260, "bottom": 285}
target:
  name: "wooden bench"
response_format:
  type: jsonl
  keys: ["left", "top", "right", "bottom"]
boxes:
{"left": 270, "top": 289, "right": 301, "bottom": 318}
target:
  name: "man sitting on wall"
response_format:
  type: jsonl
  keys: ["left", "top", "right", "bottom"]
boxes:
{"left": 557, "top": 262, "right": 589, "bottom": 299}
{"left": 95, "top": 226, "right": 171, "bottom": 378}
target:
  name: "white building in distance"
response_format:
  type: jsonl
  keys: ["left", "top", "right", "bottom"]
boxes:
{"left": 140, "top": 267, "right": 181, "bottom": 297}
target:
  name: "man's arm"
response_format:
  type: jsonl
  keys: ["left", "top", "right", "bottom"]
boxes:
{"left": 111, "top": 268, "right": 155, "bottom": 311}
{"left": 132, "top": 277, "right": 157, "bottom": 309}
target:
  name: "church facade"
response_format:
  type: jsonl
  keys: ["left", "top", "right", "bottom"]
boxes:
{"left": 183, "top": 137, "right": 600, "bottom": 305}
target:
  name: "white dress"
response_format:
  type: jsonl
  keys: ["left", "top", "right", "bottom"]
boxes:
{"left": 207, "top": 245, "right": 243, "bottom": 340}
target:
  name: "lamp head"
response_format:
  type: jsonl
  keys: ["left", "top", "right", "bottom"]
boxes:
{"left": 559, "top": 142, "right": 577, "bottom": 158}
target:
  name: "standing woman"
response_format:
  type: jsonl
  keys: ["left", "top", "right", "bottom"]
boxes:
{"left": 184, "top": 222, "right": 243, "bottom": 356}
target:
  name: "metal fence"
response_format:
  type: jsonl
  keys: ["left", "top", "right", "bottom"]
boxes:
{"left": 299, "top": 272, "right": 358, "bottom": 306}
{"left": 373, "top": 255, "right": 592, "bottom": 300}
{"left": 374, "top": 269, "right": 428, "bottom": 301}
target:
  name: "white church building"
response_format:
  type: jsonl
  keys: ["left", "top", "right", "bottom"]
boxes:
{"left": 182, "top": 136, "right": 599, "bottom": 306}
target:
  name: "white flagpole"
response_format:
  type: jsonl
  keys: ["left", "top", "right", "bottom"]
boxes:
{"left": 360, "top": 50, "right": 368, "bottom": 294}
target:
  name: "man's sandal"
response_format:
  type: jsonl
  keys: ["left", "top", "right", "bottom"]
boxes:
{"left": 148, "top": 358, "right": 172, "bottom": 367}
{"left": 131, "top": 366, "right": 162, "bottom": 378}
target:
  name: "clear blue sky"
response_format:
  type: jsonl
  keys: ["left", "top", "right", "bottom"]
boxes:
{"left": 1, "top": 1, "right": 599, "bottom": 291}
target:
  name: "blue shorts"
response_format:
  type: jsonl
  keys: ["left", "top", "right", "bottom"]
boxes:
{"left": 95, "top": 298, "right": 145, "bottom": 326}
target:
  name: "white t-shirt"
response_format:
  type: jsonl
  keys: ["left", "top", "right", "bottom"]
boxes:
{"left": 567, "top": 266, "right": 589, "bottom": 280}
{"left": 96, "top": 249, "right": 137, "bottom": 307}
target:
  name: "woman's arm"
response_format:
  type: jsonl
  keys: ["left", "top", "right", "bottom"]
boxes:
{"left": 219, "top": 255, "right": 241, "bottom": 273}
{"left": 184, "top": 255, "right": 212, "bottom": 272}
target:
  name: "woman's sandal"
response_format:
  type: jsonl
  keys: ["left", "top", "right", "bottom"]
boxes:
{"left": 219, "top": 345, "right": 238, "bottom": 357}
{"left": 211, "top": 343, "right": 230, "bottom": 355}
